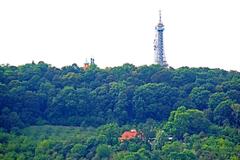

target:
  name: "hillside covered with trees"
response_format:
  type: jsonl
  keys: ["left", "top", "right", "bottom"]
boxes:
{"left": 0, "top": 62, "right": 239, "bottom": 159}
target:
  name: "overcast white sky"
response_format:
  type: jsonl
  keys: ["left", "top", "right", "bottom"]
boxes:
{"left": 0, "top": 0, "right": 239, "bottom": 71}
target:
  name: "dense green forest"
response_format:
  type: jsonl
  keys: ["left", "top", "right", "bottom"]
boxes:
{"left": 0, "top": 62, "right": 239, "bottom": 159}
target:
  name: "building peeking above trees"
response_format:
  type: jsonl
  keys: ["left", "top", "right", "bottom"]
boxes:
{"left": 83, "top": 57, "right": 95, "bottom": 70}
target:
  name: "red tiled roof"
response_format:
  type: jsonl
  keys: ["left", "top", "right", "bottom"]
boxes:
{"left": 119, "top": 129, "right": 138, "bottom": 142}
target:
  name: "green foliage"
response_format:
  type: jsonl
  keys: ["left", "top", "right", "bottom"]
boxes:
{"left": 164, "top": 106, "right": 210, "bottom": 139}
{"left": 0, "top": 63, "right": 240, "bottom": 159}
{"left": 0, "top": 123, "right": 239, "bottom": 160}
{"left": 0, "top": 107, "right": 23, "bottom": 131}
{"left": 96, "top": 144, "right": 112, "bottom": 159}
{"left": 97, "top": 123, "right": 120, "bottom": 145}
{"left": 213, "top": 100, "right": 235, "bottom": 125}
{"left": 160, "top": 141, "right": 197, "bottom": 160}
{"left": 133, "top": 83, "right": 179, "bottom": 121}
{"left": 1, "top": 62, "right": 240, "bottom": 128}
{"left": 189, "top": 87, "right": 211, "bottom": 109}
{"left": 69, "top": 144, "right": 87, "bottom": 159}
{"left": 113, "top": 148, "right": 151, "bottom": 160}
{"left": 208, "top": 92, "right": 228, "bottom": 109}
{"left": 195, "top": 137, "right": 236, "bottom": 160}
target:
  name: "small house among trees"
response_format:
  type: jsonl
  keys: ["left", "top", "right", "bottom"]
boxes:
{"left": 119, "top": 129, "right": 143, "bottom": 142}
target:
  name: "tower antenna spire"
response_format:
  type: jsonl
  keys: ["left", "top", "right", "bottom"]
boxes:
{"left": 159, "top": 10, "right": 162, "bottom": 24}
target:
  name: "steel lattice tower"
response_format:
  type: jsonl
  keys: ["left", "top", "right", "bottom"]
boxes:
{"left": 154, "top": 10, "right": 168, "bottom": 67}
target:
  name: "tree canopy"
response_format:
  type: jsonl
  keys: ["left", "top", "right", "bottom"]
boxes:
{"left": 0, "top": 62, "right": 239, "bottom": 159}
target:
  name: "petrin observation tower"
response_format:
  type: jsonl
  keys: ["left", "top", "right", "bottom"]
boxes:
{"left": 154, "top": 10, "right": 168, "bottom": 67}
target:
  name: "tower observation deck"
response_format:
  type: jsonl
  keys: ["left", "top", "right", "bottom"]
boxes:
{"left": 154, "top": 10, "right": 168, "bottom": 67}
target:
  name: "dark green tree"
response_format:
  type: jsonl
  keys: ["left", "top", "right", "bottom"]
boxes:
{"left": 164, "top": 106, "right": 210, "bottom": 139}
{"left": 96, "top": 144, "right": 112, "bottom": 159}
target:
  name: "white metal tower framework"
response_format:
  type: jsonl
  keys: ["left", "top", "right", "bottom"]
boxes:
{"left": 154, "top": 10, "right": 168, "bottom": 67}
